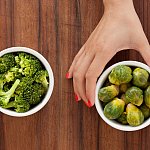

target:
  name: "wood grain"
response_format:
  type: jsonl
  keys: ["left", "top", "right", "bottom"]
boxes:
{"left": 0, "top": 0, "right": 150, "bottom": 150}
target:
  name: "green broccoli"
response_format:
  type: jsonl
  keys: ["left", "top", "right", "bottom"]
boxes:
{"left": 22, "top": 83, "right": 45, "bottom": 105}
{"left": 0, "top": 74, "right": 6, "bottom": 90}
{"left": 5, "top": 71, "right": 15, "bottom": 82}
{"left": 1, "top": 66, "right": 22, "bottom": 83}
{"left": 0, "top": 52, "right": 49, "bottom": 113}
{"left": 15, "top": 76, "right": 45, "bottom": 105}
{"left": 35, "top": 70, "right": 49, "bottom": 90}
{"left": 3, "top": 95, "right": 30, "bottom": 113}
{"left": 0, "top": 79, "right": 20, "bottom": 106}
{"left": 0, "top": 53, "right": 16, "bottom": 73}
{"left": 15, "top": 52, "right": 42, "bottom": 76}
{"left": 15, "top": 76, "right": 34, "bottom": 95}
{"left": 0, "top": 64, "right": 8, "bottom": 74}
{"left": 9, "top": 67, "right": 22, "bottom": 79}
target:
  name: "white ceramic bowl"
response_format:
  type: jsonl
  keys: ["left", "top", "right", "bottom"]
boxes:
{"left": 95, "top": 61, "right": 150, "bottom": 131}
{"left": 0, "top": 47, "right": 54, "bottom": 117}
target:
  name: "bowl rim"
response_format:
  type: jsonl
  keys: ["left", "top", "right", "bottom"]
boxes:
{"left": 0, "top": 47, "right": 54, "bottom": 117}
{"left": 95, "top": 61, "right": 150, "bottom": 131}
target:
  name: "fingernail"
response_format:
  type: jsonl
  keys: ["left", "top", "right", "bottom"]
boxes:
{"left": 66, "top": 72, "right": 70, "bottom": 79}
{"left": 75, "top": 94, "right": 79, "bottom": 102}
{"left": 84, "top": 100, "right": 92, "bottom": 108}
{"left": 87, "top": 100, "right": 93, "bottom": 107}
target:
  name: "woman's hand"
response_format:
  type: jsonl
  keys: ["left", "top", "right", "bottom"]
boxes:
{"left": 66, "top": 0, "right": 150, "bottom": 107}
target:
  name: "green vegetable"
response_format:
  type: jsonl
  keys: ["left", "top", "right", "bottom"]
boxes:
{"left": 104, "top": 98, "right": 125, "bottom": 119}
{"left": 5, "top": 71, "right": 15, "bottom": 82}
{"left": 15, "top": 52, "right": 42, "bottom": 76}
{"left": 3, "top": 95, "right": 30, "bottom": 113}
{"left": 0, "top": 79, "right": 20, "bottom": 106}
{"left": 15, "top": 77, "right": 45, "bottom": 105}
{"left": 108, "top": 65, "right": 132, "bottom": 85}
{"left": 120, "top": 83, "right": 131, "bottom": 93}
{"left": 126, "top": 103, "right": 144, "bottom": 126}
{"left": 125, "top": 86, "right": 143, "bottom": 106}
{"left": 0, "top": 54, "right": 15, "bottom": 73}
{"left": 0, "top": 52, "right": 49, "bottom": 113}
{"left": 133, "top": 68, "right": 149, "bottom": 88}
{"left": 15, "top": 76, "right": 34, "bottom": 95}
{"left": 22, "top": 83, "right": 45, "bottom": 105}
{"left": 98, "top": 85, "right": 119, "bottom": 102}
{"left": 139, "top": 104, "right": 150, "bottom": 119}
{"left": 35, "top": 70, "right": 49, "bottom": 90}
{"left": 0, "top": 74, "right": 6, "bottom": 91}
{"left": 121, "top": 94, "right": 129, "bottom": 105}
{"left": 117, "top": 112, "right": 128, "bottom": 125}
{"left": 144, "top": 86, "right": 150, "bottom": 108}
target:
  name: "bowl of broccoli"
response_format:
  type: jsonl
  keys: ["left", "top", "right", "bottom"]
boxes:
{"left": 95, "top": 61, "right": 150, "bottom": 131}
{"left": 0, "top": 47, "right": 54, "bottom": 117}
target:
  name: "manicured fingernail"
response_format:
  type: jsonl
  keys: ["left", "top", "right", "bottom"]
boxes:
{"left": 66, "top": 72, "right": 70, "bottom": 79}
{"left": 87, "top": 100, "right": 93, "bottom": 107}
{"left": 84, "top": 100, "right": 92, "bottom": 108}
{"left": 75, "top": 94, "right": 79, "bottom": 102}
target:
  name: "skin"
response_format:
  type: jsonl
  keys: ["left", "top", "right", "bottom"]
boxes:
{"left": 66, "top": 0, "right": 150, "bottom": 107}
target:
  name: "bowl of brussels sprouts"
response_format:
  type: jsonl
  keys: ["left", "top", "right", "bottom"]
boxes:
{"left": 95, "top": 61, "right": 150, "bottom": 131}
{"left": 0, "top": 47, "right": 54, "bottom": 117}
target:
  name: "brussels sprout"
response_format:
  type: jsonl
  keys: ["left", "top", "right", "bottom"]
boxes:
{"left": 133, "top": 68, "right": 149, "bottom": 88}
{"left": 117, "top": 112, "right": 128, "bottom": 125}
{"left": 126, "top": 103, "right": 144, "bottom": 126}
{"left": 109, "top": 65, "right": 132, "bottom": 85}
{"left": 104, "top": 98, "right": 125, "bottom": 119}
{"left": 120, "top": 83, "right": 131, "bottom": 93}
{"left": 125, "top": 86, "right": 143, "bottom": 106}
{"left": 98, "top": 85, "right": 119, "bottom": 102}
{"left": 139, "top": 104, "right": 150, "bottom": 119}
{"left": 144, "top": 86, "right": 150, "bottom": 108}
{"left": 121, "top": 94, "right": 129, "bottom": 105}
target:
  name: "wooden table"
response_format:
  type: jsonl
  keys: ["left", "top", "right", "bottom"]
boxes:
{"left": 0, "top": 0, "right": 150, "bottom": 150}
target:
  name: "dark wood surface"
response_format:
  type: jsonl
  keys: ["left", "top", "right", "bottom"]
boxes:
{"left": 0, "top": 0, "right": 150, "bottom": 150}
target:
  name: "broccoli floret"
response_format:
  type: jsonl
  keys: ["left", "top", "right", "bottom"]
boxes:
{"left": 5, "top": 71, "right": 15, "bottom": 82}
{"left": 35, "top": 70, "right": 49, "bottom": 90}
{"left": 0, "top": 54, "right": 16, "bottom": 73}
{"left": 21, "top": 83, "right": 45, "bottom": 105}
{"left": 0, "top": 79, "right": 20, "bottom": 106}
{"left": 16, "top": 78, "right": 45, "bottom": 105}
{"left": 9, "top": 67, "right": 22, "bottom": 79}
{"left": 0, "top": 74, "right": 6, "bottom": 91}
{"left": 15, "top": 53, "right": 42, "bottom": 76}
{"left": 0, "top": 64, "right": 7, "bottom": 73}
{"left": 3, "top": 95, "right": 30, "bottom": 113}
{"left": 3, "top": 66, "right": 22, "bottom": 83}
{"left": 15, "top": 76, "right": 34, "bottom": 95}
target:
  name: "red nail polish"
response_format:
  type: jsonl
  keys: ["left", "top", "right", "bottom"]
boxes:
{"left": 87, "top": 100, "right": 92, "bottom": 107}
{"left": 75, "top": 94, "right": 79, "bottom": 102}
{"left": 84, "top": 100, "right": 92, "bottom": 108}
{"left": 66, "top": 72, "right": 70, "bottom": 79}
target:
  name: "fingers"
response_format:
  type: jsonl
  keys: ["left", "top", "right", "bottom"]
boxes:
{"left": 85, "top": 52, "right": 113, "bottom": 106}
{"left": 73, "top": 51, "right": 95, "bottom": 103}
{"left": 66, "top": 21, "right": 103, "bottom": 79}
{"left": 66, "top": 45, "right": 85, "bottom": 79}
{"left": 73, "top": 78, "right": 81, "bottom": 102}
